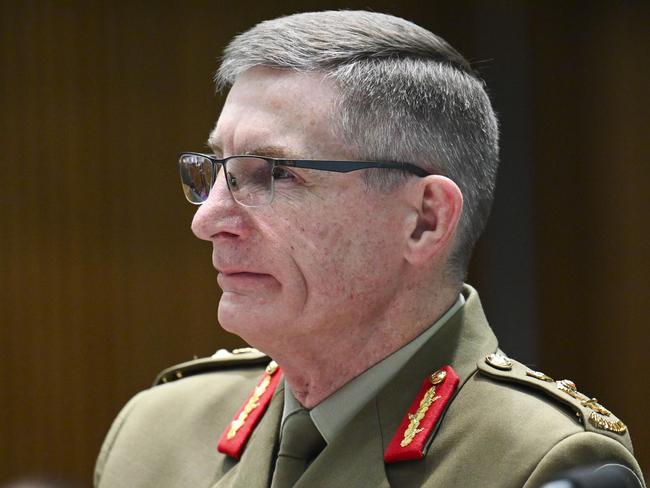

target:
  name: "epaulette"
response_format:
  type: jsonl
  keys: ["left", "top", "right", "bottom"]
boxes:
{"left": 477, "top": 352, "right": 629, "bottom": 444}
{"left": 153, "top": 347, "right": 269, "bottom": 386}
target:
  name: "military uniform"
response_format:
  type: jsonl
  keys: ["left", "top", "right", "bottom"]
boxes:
{"left": 95, "top": 286, "right": 645, "bottom": 487}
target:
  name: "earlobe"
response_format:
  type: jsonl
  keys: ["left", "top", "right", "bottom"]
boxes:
{"left": 405, "top": 176, "right": 463, "bottom": 265}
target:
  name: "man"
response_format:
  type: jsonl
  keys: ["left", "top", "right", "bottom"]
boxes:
{"left": 95, "top": 11, "right": 644, "bottom": 488}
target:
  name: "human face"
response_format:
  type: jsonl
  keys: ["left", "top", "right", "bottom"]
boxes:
{"left": 191, "top": 67, "right": 412, "bottom": 350}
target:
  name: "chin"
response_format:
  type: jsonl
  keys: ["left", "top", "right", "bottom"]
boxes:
{"left": 218, "top": 302, "right": 278, "bottom": 344}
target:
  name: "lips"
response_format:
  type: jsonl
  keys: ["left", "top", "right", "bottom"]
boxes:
{"left": 216, "top": 265, "right": 269, "bottom": 277}
{"left": 220, "top": 271, "right": 268, "bottom": 278}
{"left": 216, "top": 270, "right": 276, "bottom": 291}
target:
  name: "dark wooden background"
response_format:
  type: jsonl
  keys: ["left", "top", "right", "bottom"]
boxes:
{"left": 1, "top": 1, "right": 648, "bottom": 485}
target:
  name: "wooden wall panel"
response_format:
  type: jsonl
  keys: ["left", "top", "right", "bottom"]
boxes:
{"left": 533, "top": 2, "right": 650, "bottom": 475}
{"left": 0, "top": 2, "right": 242, "bottom": 483}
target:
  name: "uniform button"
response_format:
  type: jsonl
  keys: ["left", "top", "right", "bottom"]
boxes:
{"left": 485, "top": 353, "right": 512, "bottom": 371}
{"left": 430, "top": 369, "right": 447, "bottom": 385}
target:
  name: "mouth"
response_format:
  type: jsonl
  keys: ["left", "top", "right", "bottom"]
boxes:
{"left": 216, "top": 270, "right": 276, "bottom": 291}
{"left": 220, "top": 271, "right": 268, "bottom": 278}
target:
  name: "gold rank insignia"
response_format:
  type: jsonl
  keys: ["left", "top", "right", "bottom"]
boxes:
{"left": 385, "top": 365, "right": 460, "bottom": 463}
{"left": 555, "top": 378, "right": 627, "bottom": 434}
{"left": 525, "top": 369, "right": 554, "bottom": 382}
{"left": 477, "top": 357, "right": 629, "bottom": 436}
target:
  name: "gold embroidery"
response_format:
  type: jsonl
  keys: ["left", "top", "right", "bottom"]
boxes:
{"left": 588, "top": 411, "right": 627, "bottom": 434}
{"left": 227, "top": 374, "right": 272, "bottom": 439}
{"left": 400, "top": 370, "right": 445, "bottom": 447}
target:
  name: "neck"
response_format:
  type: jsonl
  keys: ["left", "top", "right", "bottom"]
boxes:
{"left": 270, "top": 284, "right": 459, "bottom": 408}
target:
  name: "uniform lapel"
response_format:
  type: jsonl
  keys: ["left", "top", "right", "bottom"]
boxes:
{"left": 211, "top": 383, "right": 284, "bottom": 488}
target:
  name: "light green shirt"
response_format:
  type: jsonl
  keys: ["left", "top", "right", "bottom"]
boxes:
{"left": 282, "top": 294, "right": 465, "bottom": 443}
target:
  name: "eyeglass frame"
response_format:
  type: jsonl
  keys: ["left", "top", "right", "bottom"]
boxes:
{"left": 178, "top": 151, "right": 431, "bottom": 206}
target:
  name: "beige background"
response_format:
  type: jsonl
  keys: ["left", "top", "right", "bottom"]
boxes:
{"left": 1, "top": 1, "right": 648, "bottom": 485}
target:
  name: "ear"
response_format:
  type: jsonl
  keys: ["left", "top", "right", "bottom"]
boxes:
{"left": 404, "top": 175, "right": 463, "bottom": 266}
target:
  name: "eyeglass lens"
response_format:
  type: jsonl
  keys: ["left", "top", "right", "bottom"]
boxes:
{"left": 179, "top": 155, "right": 274, "bottom": 206}
{"left": 179, "top": 154, "right": 213, "bottom": 203}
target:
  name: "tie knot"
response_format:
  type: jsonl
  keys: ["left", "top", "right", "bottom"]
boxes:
{"left": 278, "top": 409, "right": 325, "bottom": 461}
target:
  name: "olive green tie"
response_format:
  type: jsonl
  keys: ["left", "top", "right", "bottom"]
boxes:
{"left": 271, "top": 409, "right": 326, "bottom": 488}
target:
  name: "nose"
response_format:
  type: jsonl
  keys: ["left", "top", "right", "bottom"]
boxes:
{"left": 191, "top": 170, "right": 250, "bottom": 241}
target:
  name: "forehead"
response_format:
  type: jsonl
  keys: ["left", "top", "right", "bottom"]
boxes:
{"left": 209, "top": 67, "right": 353, "bottom": 159}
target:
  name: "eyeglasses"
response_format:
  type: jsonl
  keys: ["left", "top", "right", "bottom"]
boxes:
{"left": 178, "top": 152, "right": 430, "bottom": 207}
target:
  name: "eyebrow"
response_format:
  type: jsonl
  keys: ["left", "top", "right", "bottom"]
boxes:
{"left": 204, "top": 140, "right": 301, "bottom": 160}
{"left": 244, "top": 145, "right": 301, "bottom": 159}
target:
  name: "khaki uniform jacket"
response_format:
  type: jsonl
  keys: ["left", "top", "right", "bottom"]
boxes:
{"left": 95, "top": 287, "right": 645, "bottom": 487}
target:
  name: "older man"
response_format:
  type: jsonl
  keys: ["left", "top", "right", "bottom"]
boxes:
{"left": 95, "top": 11, "right": 644, "bottom": 488}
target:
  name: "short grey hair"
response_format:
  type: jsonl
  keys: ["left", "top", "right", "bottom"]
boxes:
{"left": 216, "top": 11, "right": 499, "bottom": 282}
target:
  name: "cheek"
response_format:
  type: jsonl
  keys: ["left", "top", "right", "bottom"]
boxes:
{"left": 297, "top": 214, "right": 396, "bottom": 291}
{"left": 265, "top": 191, "right": 406, "bottom": 306}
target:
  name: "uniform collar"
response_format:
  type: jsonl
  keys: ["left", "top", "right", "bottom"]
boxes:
{"left": 282, "top": 293, "right": 466, "bottom": 444}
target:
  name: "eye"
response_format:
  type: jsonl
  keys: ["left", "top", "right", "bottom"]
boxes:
{"left": 272, "top": 165, "right": 296, "bottom": 181}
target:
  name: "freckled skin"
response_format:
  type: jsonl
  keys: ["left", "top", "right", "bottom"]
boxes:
{"left": 191, "top": 67, "right": 462, "bottom": 407}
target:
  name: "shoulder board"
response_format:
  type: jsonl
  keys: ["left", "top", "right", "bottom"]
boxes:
{"left": 153, "top": 347, "right": 269, "bottom": 386}
{"left": 477, "top": 352, "right": 632, "bottom": 449}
